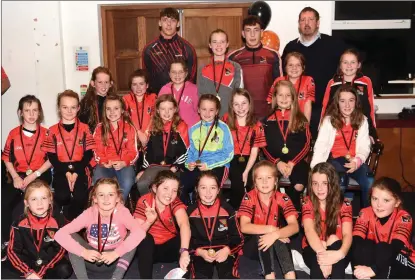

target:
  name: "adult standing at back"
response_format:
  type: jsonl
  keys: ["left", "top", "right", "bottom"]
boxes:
{"left": 228, "top": 15, "right": 282, "bottom": 120}
{"left": 142, "top": 7, "right": 197, "bottom": 94}
{"left": 282, "top": 7, "right": 347, "bottom": 139}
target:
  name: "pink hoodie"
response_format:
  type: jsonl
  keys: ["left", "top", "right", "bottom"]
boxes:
{"left": 55, "top": 204, "right": 145, "bottom": 257}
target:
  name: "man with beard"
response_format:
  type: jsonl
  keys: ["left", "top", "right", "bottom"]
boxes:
{"left": 282, "top": 7, "right": 347, "bottom": 140}
{"left": 142, "top": 7, "right": 197, "bottom": 94}
{"left": 228, "top": 16, "right": 282, "bottom": 120}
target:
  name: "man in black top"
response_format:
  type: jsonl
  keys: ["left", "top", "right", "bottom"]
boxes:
{"left": 142, "top": 7, "right": 197, "bottom": 94}
{"left": 282, "top": 7, "right": 347, "bottom": 140}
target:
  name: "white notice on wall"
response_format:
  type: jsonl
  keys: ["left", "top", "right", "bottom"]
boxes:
{"left": 75, "top": 46, "right": 89, "bottom": 71}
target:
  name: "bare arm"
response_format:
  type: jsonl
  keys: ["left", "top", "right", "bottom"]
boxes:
{"left": 303, "top": 100, "right": 312, "bottom": 122}
{"left": 175, "top": 208, "right": 191, "bottom": 249}
{"left": 1, "top": 76, "right": 11, "bottom": 95}
{"left": 275, "top": 215, "right": 299, "bottom": 239}
{"left": 239, "top": 215, "right": 276, "bottom": 235}
{"left": 244, "top": 147, "right": 258, "bottom": 175}
{"left": 303, "top": 218, "right": 326, "bottom": 253}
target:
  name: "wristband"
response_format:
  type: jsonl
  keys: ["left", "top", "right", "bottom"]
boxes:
{"left": 179, "top": 248, "right": 189, "bottom": 254}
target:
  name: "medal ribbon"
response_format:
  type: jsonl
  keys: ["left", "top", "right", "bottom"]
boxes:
{"left": 57, "top": 120, "right": 79, "bottom": 163}
{"left": 171, "top": 83, "right": 186, "bottom": 107}
{"left": 28, "top": 212, "right": 50, "bottom": 254}
{"left": 109, "top": 120, "right": 125, "bottom": 156}
{"left": 162, "top": 123, "right": 173, "bottom": 161}
{"left": 374, "top": 209, "right": 397, "bottom": 244}
{"left": 257, "top": 193, "right": 274, "bottom": 226}
{"left": 97, "top": 210, "right": 114, "bottom": 253}
{"left": 197, "top": 200, "right": 221, "bottom": 244}
{"left": 276, "top": 112, "right": 289, "bottom": 147}
{"left": 340, "top": 128, "right": 355, "bottom": 155}
{"left": 198, "top": 121, "right": 215, "bottom": 158}
{"left": 132, "top": 93, "right": 146, "bottom": 130}
{"left": 19, "top": 125, "right": 41, "bottom": 170}
{"left": 212, "top": 57, "right": 226, "bottom": 94}
{"left": 235, "top": 125, "right": 251, "bottom": 156}
{"left": 153, "top": 195, "right": 177, "bottom": 235}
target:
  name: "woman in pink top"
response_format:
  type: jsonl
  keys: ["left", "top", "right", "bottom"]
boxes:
{"left": 159, "top": 59, "right": 200, "bottom": 127}
{"left": 54, "top": 178, "right": 146, "bottom": 279}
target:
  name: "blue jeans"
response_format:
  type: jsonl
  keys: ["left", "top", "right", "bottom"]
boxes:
{"left": 329, "top": 157, "right": 374, "bottom": 208}
{"left": 93, "top": 165, "right": 135, "bottom": 201}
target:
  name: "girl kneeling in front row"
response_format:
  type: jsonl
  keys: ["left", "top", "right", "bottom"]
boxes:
{"left": 187, "top": 171, "right": 243, "bottom": 278}
{"left": 302, "top": 162, "right": 353, "bottom": 279}
{"left": 238, "top": 160, "right": 299, "bottom": 279}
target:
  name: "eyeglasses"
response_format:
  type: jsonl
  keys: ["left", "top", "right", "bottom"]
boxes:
{"left": 170, "top": 71, "right": 186, "bottom": 76}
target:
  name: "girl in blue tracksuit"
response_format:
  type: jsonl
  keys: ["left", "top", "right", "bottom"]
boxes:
{"left": 181, "top": 93, "right": 234, "bottom": 204}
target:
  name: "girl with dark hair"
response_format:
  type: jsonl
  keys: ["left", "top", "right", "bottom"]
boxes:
{"left": 302, "top": 162, "right": 353, "bottom": 279}
{"left": 79, "top": 66, "right": 117, "bottom": 133}
{"left": 267, "top": 52, "right": 315, "bottom": 121}
{"left": 182, "top": 93, "right": 234, "bottom": 204}
{"left": 351, "top": 177, "right": 415, "bottom": 279}
{"left": 92, "top": 95, "right": 139, "bottom": 201}
{"left": 55, "top": 178, "right": 145, "bottom": 279}
{"left": 134, "top": 170, "right": 191, "bottom": 279}
{"left": 263, "top": 80, "right": 311, "bottom": 211}
{"left": 187, "top": 171, "right": 243, "bottom": 279}
{"left": 223, "top": 89, "right": 266, "bottom": 209}
{"left": 311, "top": 84, "right": 372, "bottom": 207}
{"left": 321, "top": 48, "right": 378, "bottom": 142}
{"left": 159, "top": 59, "right": 200, "bottom": 127}
{"left": 136, "top": 94, "right": 189, "bottom": 196}
{"left": 41, "top": 90, "right": 95, "bottom": 221}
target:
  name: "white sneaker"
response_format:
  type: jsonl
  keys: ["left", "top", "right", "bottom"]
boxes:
{"left": 291, "top": 249, "right": 310, "bottom": 274}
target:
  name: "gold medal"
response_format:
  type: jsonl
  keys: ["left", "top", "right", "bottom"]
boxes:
{"left": 195, "top": 159, "right": 202, "bottom": 165}
{"left": 208, "top": 248, "right": 216, "bottom": 257}
{"left": 238, "top": 156, "right": 245, "bottom": 163}
{"left": 26, "top": 169, "right": 33, "bottom": 176}
{"left": 160, "top": 161, "right": 166, "bottom": 166}
{"left": 36, "top": 258, "right": 43, "bottom": 266}
{"left": 282, "top": 145, "right": 289, "bottom": 154}
{"left": 68, "top": 164, "right": 74, "bottom": 171}
{"left": 345, "top": 154, "right": 351, "bottom": 161}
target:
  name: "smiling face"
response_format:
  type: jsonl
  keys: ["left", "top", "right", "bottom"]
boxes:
{"left": 340, "top": 53, "right": 361, "bottom": 80}
{"left": 131, "top": 76, "right": 148, "bottom": 97}
{"left": 169, "top": 63, "right": 187, "bottom": 85}
{"left": 198, "top": 99, "right": 218, "bottom": 122}
{"left": 157, "top": 100, "right": 176, "bottom": 122}
{"left": 275, "top": 85, "right": 293, "bottom": 110}
{"left": 286, "top": 56, "right": 304, "bottom": 80}
{"left": 20, "top": 102, "right": 40, "bottom": 125}
{"left": 159, "top": 16, "right": 179, "bottom": 38}
{"left": 105, "top": 99, "right": 123, "bottom": 123}
{"left": 242, "top": 23, "right": 262, "bottom": 48}
{"left": 209, "top": 32, "right": 229, "bottom": 57}
{"left": 311, "top": 172, "right": 329, "bottom": 203}
{"left": 59, "top": 96, "right": 80, "bottom": 123}
{"left": 91, "top": 73, "right": 112, "bottom": 97}
{"left": 93, "top": 183, "right": 120, "bottom": 212}
{"left": 152, "top": 179, "right": 179, "bottom": 206}
{"left": 25, "top": 187, "right": 51, "bottom": 217}
{"left": 197, "top": 176, "right": 220, "bottom": 205}
{"left": 232, "top": 94, "right": 250, "bottom": 119}
{"left": 338, "top": 91, "right": 356, "bottom": 118}
{"left": 254, "top": 166, "right": 277, "bottom": 195}
{"left": 371, "top": 187, "right": 401, "bottom": 218}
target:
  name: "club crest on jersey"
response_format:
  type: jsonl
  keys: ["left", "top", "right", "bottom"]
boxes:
{"left": 243, "top": 194, "right": 250, "bottom": 200}
{"left": 260, "top": 56, "right": 267, "bottom": 64}
{"left": 311, "top": 79, "right": 315, "bottom": 86}
{"left": 357, "top": 86, "right": 364, "bottom": 95}
{"left": 283, "top": 195, "right": 289, "bottom": 201}
{"left": 402, "top": 216, "right": 411, "bottom": 223}
{"left": 358, "top": 211, "right": 363, "bottom": 217}
{"left": 79, "top": 139, "right": 83, "bottom": 145}
{"left": 218, "top": 219, "right": 228, "bottom": 231}
{"left": 299, "top": 92, "right": 304, "bottom": 99}
{"left": 225, "top": 68, "right": 231, "bottom": 76}
{"left": 47, "top": 230, "right": 55, "bottom": 239}
{"left": 274, "top": 215, "right": 277, "bottom": 221}
{"left": 147, "top": 107, "right": 152, "bottom": 114}
{"left": 345, "top": 200, "right": 351, "bottom": 206}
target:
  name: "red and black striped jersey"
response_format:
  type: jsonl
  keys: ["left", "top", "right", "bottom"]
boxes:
{"left": 7, "top": 210, "right": 66, "bottom": 278}
{"left": 238, "top": 188, "right": 298, "bottom": 226}
{"left": 123, "top": 92, "right": 157, "bottom": 133}
{"left": 301, "top": 196, "right": 353, "bottom": 249}
{"left": 222, "top": 113, "right": 266, "bottom": 156}
{"left": 142, "top": 34, "right": 197, "bottom": 94}
{"left": 261, "top": 109, "right": 311, "bottom": 165}
{"left": 187, "top": 199, "right": 243, "bottom": 255}
{"left": 134, "top": 193, "right": 186, "bottom": 245}
{"left": 2, "top": 125, "right": 48, "bottom": 173}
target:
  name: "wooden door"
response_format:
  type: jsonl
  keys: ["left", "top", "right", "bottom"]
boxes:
{"left": 182, "top": 7, "right": 249, "bottom": 66}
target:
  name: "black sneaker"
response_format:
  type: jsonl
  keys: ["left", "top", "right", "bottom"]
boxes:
{"left": 1, "top": 242, "right": 8, "bottom": 261}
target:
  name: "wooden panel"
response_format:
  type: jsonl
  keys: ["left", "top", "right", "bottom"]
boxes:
{"left": 184, "top": 8, "right": 243, "bottom": 17}
{"left": 116, "top": 58, "right": 140, "bottom": 93}
{"left": 114, "top": 17, "right": 139, "bottom": 51}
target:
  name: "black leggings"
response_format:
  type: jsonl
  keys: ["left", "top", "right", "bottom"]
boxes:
{"left": 190, "top": 255, "right": 237, "bottom": 279}
{"left": 390, "top": 251, "right": 415, "bottom": 279}
{"left": 229, "top": 155, "right": 254, "bottom": 210}
{"left": 2, "top": 257, "right": 72, "bottom": 279}
{"left": 52, "top": 171, "right": 89, "bottom": 221}
{"left": 282, "top": 159, "right": 309, "bottom": 212}
{"left": 243, "top": 235, "right": 294, "bottom": 276}
{"left": 135, "top": 233, "right": 181, "bottom": 279}
{"left": 303, "top": 240, "right": 348, "bottom": 279}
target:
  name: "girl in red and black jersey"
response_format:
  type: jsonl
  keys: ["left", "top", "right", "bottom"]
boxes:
{"left": 302, "top": 162, "right": 353, "bottom": 279}
{"left": 93, "top": 95, "right": 139, "bottom": 201}
{"left": 79, "top": 66, "right": 117, "bottom": 134}
{"left": 351, "top": 177, "right": 415, "bottom": 279}
{"left": 187, "top": 171, "right": 243, "bottom": 279}
{"left": 3, "top": 180, "right": 72, "bottom": 279}
{"left": 263, "top": 80, "right": 311, "bottom": 211}
{"left": 267, "top": 52, "right": 315, "bottom": 122}
{"left": 321, "top": 49, "right": 378, "bottom": 142}
{"left": 41, "top": 90, "right": 95, "bottom": 222}
{"left": 136, "top": 94, "right": 189, "bottom": 196}
{"left": 238, "top": 160, "right": 299, "bottom": 279}
{"left": 134, "top": 170, "right": 191, "bottom": 279}
{"left": 223, "top": 89, "right": 266, "bottom": 209}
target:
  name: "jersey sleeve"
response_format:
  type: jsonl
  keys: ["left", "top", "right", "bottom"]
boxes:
{"left": 392, "top": 213, "right": 413, "bottom": 245}
{"left": 237, "top": 193, "right": 254, "bottom": 220}
{"left": 123, "top": 126, "right": 139, "bottom": 166}
{"left": 306, "top": 77, "right": 316, "bottom": 103}
{"left": 340, "top": 199, "right": 353, "bottom": 223}
{"left": 133, "top": 195, "right": 148, "bottom": 221}
{"left": 1, "top": 132, "right": 14, "bottom": 162}
{"left": 320, "top": 80, "right": 334, "bottom": 120}
{"left": 301, "top": 197, "right": 314, "bottom": 222}
{"left": 92, "top": 125, "right": 108, "bottom": 164}
{"left": 353, "top": 208, "right": 370, "bottom": 239}
{"left": 290, "top": 124, "right": 311, "bottom": 165}
{"left": 252, "top": 123, "right": 266, "bottom": 148}
{"left": 7, "top": 224, "right": 34, "bottom": 277}
{"left": 278, "top": 193, "right": 299, "bottom": 220}
{"left": 171, "top": 197, "right": 187, "bottom": 214}
{"left": 83, "top": 127, "right": 96, "bottom": 151}
{"left": 41, "top": 129, "right": 56, "bottom": 154}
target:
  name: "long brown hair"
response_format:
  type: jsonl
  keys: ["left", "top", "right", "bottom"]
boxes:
{"left": 227, "top": 88, "right": 256, "bottom": 130}
{"left": 308, "top": 162, "right": 343, "bottom": 239}
{"left": 88, "top": 177, "right": 124, "bottom": 206}
{"left": 24, "top": 179, "right": 53, "bottom": 216}
{"left": 150, "top": 94, "right": 182, "bottom": 133}
{"left": 79, "top": 67, "right": 116, "bottom": 130}
{"left": 100, "top": 95, "right": 135, "bottom": 146}
{"left": 194, "top": 171, "right": 220, "bottom": 200}
{"left": 271, "top": 80, "right": 308, "bottom": 132}
{"left": 325, "top": 84, "right": 364, "bottom": 130}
